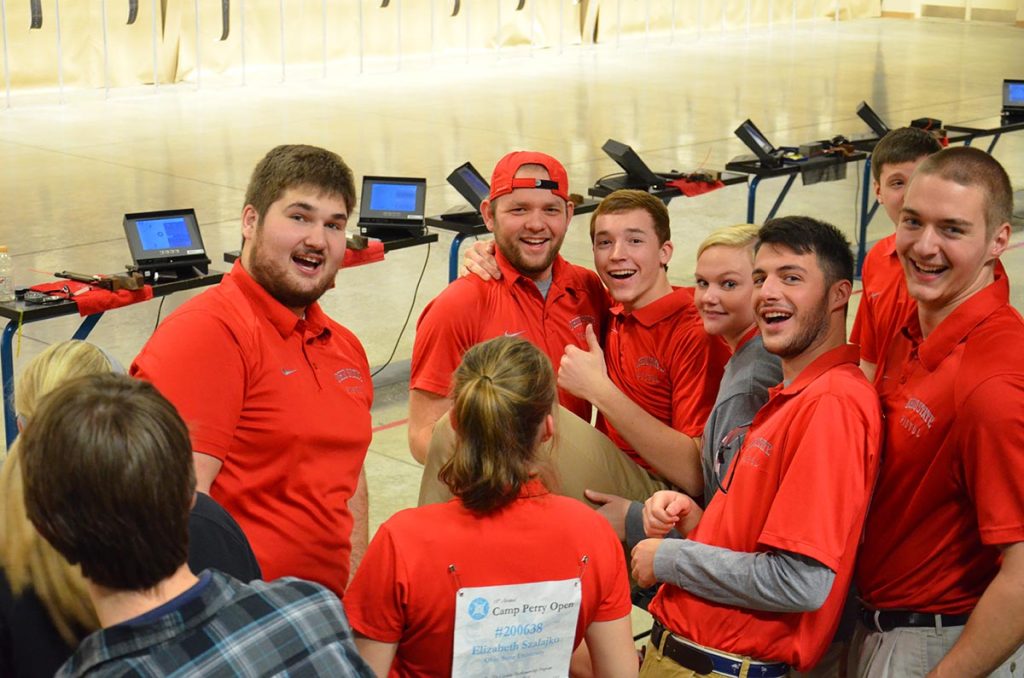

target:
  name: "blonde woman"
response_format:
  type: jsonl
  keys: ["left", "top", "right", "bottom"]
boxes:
{"left": 0, "top": 340, "right": 261, "bottom": 677}
{"left": 346, "top": 337, "right": 637, "bottom": 677}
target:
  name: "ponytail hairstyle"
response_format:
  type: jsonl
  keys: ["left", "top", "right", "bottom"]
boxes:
{"left": 439, "top": 337, "right": 557, "bottom": 514}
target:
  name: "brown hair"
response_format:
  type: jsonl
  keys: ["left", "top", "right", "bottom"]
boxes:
{"left": 20, "top": 374, "right": 196, "bottom": 592}
{"left": 589, "top": 189, "right": 671, "bottom": 245}
{"left": 912, "top": 146, "right": 1013, "bottom": 236}
{"left": 438, "top": 337, "right": 556, "bottom": 514}
{"left": 870, "top": 127, "right": 942, "bottom": 182}
{"left": 244, "top": 144, "right": 357, "bottom": 221}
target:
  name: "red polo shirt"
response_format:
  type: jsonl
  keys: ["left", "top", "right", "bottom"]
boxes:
{"left": 851, "top": 234, "right": 916, "bottom": 370}
{"left": 599, "top": 287, "right": 729, "bottom": 470}
{"left": 411, "top": 250, "right": 609, "bottom": 421}
{"left": 856, "top": 273, "right": 1024, "bottom": 614}
{"left": 346, "top": 479, "right": 631, "bottom": 677}
{"left": 131, "top": 262, "right": 372, "bottom": 597}
{"left": 648, "top": 345, "right": 881, "bottom": 670}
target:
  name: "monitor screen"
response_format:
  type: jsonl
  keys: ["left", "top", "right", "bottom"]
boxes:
{"left": 601, "top": 139, "right": 664, "bottom": 187}
{"left": 359, "top": 176, "right": 426, "bottom": 222}
{"left": 1004, "top": 80, "right": 1024, "bottom": 108}
{"left": 856, "top": 101, "right": 891, "bottom": 137}
{"left": 734, "top": 120, "right": 776, "bottom": 160}
{"left": 123, "top": 208, "right": 207, "bottom": 270}
{"left": 447, "top": 162, "right": 490, "bottom": 210}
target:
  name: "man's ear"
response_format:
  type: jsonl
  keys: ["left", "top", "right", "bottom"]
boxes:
{"left": 873, "top": 180, "right": 883, "bottom": 204}
{"left": 988, "top": 222, "right": 1011, "bottom": 261}
{"left": 659, "top": 239, "right": 674, "bottom": 268}
{"left": 241, "top": 205, "right": 260, "bottom": 242}
{"left": 481, "top": 199, "right": 495, "bottom": 234}
{"left": 830, "top": 278, "right": 853, "bottom": 313}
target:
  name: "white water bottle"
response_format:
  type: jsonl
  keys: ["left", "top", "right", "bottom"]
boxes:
{"left": 0, "top": 246, "right": 13, "bottom": 302}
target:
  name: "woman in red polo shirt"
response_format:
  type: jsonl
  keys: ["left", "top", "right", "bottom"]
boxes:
{"left": 346, "top": 336, "right": 636, "bottom": 678}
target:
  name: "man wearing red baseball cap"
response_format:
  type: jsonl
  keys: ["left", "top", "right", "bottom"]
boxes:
{"left": 408, "top": 151, "right": 608, "bottom": 464}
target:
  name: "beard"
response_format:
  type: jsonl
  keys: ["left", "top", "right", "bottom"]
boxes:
{"left": 247, "top": 236, "right": 336, "bottom": 310}
{"left": 764, "top": 293, "right": 831, "bottom": 360}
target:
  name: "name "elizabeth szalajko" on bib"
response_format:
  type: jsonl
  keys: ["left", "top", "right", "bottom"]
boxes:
{"left": 452, "top": 578, "right": 582, "bottom": 677}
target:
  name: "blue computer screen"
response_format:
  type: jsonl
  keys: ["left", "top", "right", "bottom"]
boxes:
{"left": 1008, "top": 83, "right": 1024, "bottom": 104}
{"left": 136, "top": 217, "right": 192, "bottom": 250}
{"left": 370, "top": 183, "right": 419, "bottom": 212}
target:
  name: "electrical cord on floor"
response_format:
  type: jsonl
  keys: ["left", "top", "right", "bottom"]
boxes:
{"left": 371, "top": 242, "right": 431, "bottom": 378}
{"left": 153, "top": 296, "right": 166, "bottom": 333}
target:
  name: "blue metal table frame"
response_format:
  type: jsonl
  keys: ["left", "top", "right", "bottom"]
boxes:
{"left": 1, "top": 272, "right": 224, "bottom": 448}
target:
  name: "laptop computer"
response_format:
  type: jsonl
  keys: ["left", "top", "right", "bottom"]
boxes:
{"left": 439, "top": 162, "right": 491, "bottom": 223}
{"left": 123, "top": 208, "right": 210, "bottom": 279}
{"left": 358, "top": 176, "right": 427, "bottom": 236}
{"left": 856, "top": 101, "right": 891, "bottom": 137}
{"left": 1002, "top": 79, "right": 1024, "bottom": 122}
{"left": 600, "top": 139, "right": 679, "bottom": 190}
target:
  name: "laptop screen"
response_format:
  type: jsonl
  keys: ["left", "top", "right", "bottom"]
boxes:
{"left": 857, "top": 101, "right": 891, "bottom": 137}
{"left": 602, "top": 139, "right": 664, "bottom": 187}
{"left": 123, "top": 208, "right": 208, "bottom": 272}
{"left": 1004, "top": 80, "right": 1024, "bottom": 110}
{"left": 447, "top": 162, "right": 490, "bottom": 210}
{"left": 359, "top": 176, "right": 427, "bottom": 225}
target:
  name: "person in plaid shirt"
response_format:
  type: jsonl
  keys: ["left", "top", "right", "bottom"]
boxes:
{"left": 18, "top": 374, "right": 372, "bottom": 677}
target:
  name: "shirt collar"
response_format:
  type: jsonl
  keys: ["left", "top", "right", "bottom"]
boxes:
{"left": 910, "top": 272, "right": 1010, "bottom": 370}
{"left": 768, "top": 344, "right": 860, "bottom": 398}
{"left": 610, "top": 286, "right": 694, "bottom": 327}
{"left": 518, "top": 477, "right": 551, "bottom": 498}
{"left": 229, "top": 261, "right": 330, "bottom": 340}
{"left": 734, "top": 325, "right": 761, "bottom": 352}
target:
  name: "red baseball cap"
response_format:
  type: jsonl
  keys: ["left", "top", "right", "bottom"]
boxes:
{"left": 487, "top": 151, "right": 570, "bottom": 203}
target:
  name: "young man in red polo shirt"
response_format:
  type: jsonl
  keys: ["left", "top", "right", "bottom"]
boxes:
{"left": 632, "top": 216, "right": 881, "bottom": 676}
{"left": 408, "top": 151, "right": 607, "bottom": 467}
{"left": 850, "top": 127, "right": 941, "bottom": 381}
{"left": 852, "top": 148, "right": 1024, "bottom": 676}
{"left": 132, "top": 145, "right": 372, "bottom": 599}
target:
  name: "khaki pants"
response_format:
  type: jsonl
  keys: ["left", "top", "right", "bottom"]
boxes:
{"left": 418, "top": 405, "right": 669, "bottom": 507}
{"left": 849, "top": 621, "right": 1024, "bottom": 678}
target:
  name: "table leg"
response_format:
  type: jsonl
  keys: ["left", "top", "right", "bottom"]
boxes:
{"left": 72, "top": 312, "right": 104, "bottom": 340}
{"left": 3, "top": 321, "right": 16, "bottom": 448}
{"left": 448, "top": 233, "right": 467, "bottom": 283}
{"left": 764, "top": 174, "right": 797, "bottom": 222}
{"left": 986, "top": 133, "right": 1002, "bottom": 154}
{"left": 747, "top": 176, "right": 761, "bottom": 223}
{"left": 857, "top": 156, "right": 878, "bottom": 279}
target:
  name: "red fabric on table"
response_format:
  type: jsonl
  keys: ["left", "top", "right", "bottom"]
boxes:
{"left": 343, "top": 239, "right": 385, "bottom": 267}
{"left": 29, "top": 279, "right": 154, "bottom": 316}
{"left": 663, "top": 177, "right": 726, "bottom": 197}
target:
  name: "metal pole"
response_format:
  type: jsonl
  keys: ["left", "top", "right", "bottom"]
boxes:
{"left": 240, "top": 0, "right": 246, "bottom": 85}
{"left": 193, "top": 0, "right": 201, "bottom": 89}
{"left": 1, "top": 0, "right": 10, "bottom": 107}
{"left": 150, "top": 0, "right": 159, "bottom": 88}
{"left": 55, "top": 0, "right": 63, "bottom": 103}
{"left": 278, "top": 0, "right": 285, "bottom": 81}
{"left": 101, "top": 0, "right": 110, "bottom": 97}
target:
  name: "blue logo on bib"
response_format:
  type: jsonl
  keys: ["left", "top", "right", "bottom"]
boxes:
{"left": 467, "top": 597, "right": 489, "bottom": 620}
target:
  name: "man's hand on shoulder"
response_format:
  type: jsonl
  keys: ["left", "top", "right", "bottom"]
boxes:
{"left": 460, "top": 240, "right": 501, "bottom": 281}
{"left": 584, "top": 489, "right": 630, "bottom": 541}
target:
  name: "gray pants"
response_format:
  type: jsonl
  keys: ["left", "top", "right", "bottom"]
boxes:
{"left": 850, "top": 622, "right": 1024, "bottom": 677}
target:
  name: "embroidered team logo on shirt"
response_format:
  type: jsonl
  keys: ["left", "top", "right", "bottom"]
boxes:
{"left": 335, "top": 368, "right": 363, "bottom": 383}
{"left": 568, "top": 315, "right": 597, "bottom": 340}
{"left": 739, "top": 436, "right": 773, "bottom": 471}
{"left": 898, "top": 397, "right": 935, "bottom": 438}
{"left": 635, "top": 356, "right": 665, "bottom": 385}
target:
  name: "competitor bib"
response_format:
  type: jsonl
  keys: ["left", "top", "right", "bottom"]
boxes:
{"left": 452, "top": 578, "right": 582, "bottom": 677}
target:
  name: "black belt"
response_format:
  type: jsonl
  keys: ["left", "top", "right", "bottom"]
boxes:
{"left": 859, "top": 607, "right": 970, "bottom": 633}
{"left": 650, "top": 621, "right": 789, "bottom": 678}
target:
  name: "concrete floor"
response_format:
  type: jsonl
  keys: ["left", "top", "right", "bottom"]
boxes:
{"left": 2, "top": 14, "right": 1023, "bottom": 637}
